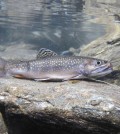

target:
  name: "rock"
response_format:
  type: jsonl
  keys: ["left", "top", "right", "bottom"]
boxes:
{"left": 0, "top": 78, "right": 120, "bottom": 134}
{"left": 0, "top": 43, "right": 37, "bottom": 60}
{"left": 80, "top": 0, "right": 120, "bottom": 85}
{"left": 0, "top": 113, "right": 7, "bottom": 134}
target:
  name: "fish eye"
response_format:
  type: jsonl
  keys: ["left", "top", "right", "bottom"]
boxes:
{"left": 96, "top": 60, "right": 102, "bottom": 65}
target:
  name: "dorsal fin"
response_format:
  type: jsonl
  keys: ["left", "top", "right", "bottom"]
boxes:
{"left": 36, "top": 48, "right": 57, "bottom": 59}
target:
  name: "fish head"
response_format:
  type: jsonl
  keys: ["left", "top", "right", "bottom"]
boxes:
{"left": 82, "top": 58, "right": 113, "bottom": 77}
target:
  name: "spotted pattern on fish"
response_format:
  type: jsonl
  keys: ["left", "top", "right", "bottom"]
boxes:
{"left": 0, "top": 48, "right": 113, "bottom": 81}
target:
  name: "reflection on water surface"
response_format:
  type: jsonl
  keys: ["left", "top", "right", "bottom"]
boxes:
{"left": 0, "top": 0, "right": 105, "bottom": 53}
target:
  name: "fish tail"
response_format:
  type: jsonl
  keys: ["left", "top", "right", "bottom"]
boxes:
{"left": 0, "top": 58, "right": 7, "bottom": 77}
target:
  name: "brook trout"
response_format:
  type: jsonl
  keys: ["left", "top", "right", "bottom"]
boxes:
{"left": 0, "top": 48, "right": 113, "bottom": 81}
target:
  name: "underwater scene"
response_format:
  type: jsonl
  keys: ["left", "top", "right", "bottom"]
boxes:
{"left": 0, "top": 0, "right": 105, "bottom": 57}
{"left": 0, "top": 0, "right": 120, "bottom": 134}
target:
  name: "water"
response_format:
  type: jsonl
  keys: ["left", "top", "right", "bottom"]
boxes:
{"left": 0, "top": 0, "right": 105, "bottom": 54}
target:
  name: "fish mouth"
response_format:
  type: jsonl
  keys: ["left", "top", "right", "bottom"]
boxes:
{"left": 89, "top": 64, "right": 113, "bottom": 77}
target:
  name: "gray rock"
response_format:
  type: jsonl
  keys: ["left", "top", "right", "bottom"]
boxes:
{"left": 0, "top": 113, "right": 7, "bottom": 134}
{"left": 0, "top": 78, "right": 120, "bottom": 134}
{"left": 81, "top": 0, "right": 120, "bottom": 85}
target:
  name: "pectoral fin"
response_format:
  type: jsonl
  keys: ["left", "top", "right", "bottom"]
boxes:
{"left": 62, "top": 74, "right": 85, "bottom": 81}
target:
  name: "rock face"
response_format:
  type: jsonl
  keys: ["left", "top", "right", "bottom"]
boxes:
{"left": 0, "top": 78, "right": 120, "bottom": 134}
{"left": 0, "top": 113, "right": 7, "bottom": 134}
{"left": 79, "top": 0, "right": 120, "bottom": 86}
{"left": 1, "top": 0, "right": 120, "bottom": 134}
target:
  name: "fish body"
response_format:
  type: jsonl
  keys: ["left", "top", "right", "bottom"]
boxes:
{"left": 0, "top": 48, "right": 113, "bottom": 81}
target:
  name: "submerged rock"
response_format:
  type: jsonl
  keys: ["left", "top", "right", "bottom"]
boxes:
{"left": 0, "top": 113, "right": 7, "bottom": 134}
{"left": 0, "top": 78, "right": 120, "bottom": 134}
{"left": 80, "top": 0, "right": 120, "bottom": 85}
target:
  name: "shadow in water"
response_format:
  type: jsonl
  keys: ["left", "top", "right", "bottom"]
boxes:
{"left": 95, "top": 70, "right": 120, "bottom": 86}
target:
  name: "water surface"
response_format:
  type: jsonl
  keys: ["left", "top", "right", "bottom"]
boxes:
{"left": 0, "top": 0, "right": 105, "bottom": 54}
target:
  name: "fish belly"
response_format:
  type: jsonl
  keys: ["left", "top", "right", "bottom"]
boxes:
{"left": 31, "top": 71, "right": 83, "bottom": 81}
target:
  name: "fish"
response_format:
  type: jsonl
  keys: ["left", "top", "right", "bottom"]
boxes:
{"left": 0, "top": 48, "right": 113, "bottom": 81}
